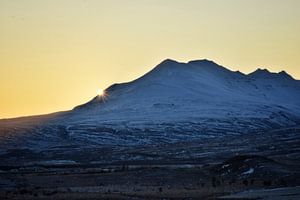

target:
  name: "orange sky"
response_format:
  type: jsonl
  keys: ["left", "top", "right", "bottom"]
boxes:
{"left": 0, "top": 0, "right": 300, "bottom": 118}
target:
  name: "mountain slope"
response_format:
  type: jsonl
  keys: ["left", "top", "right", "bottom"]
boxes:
{"left": 0, "top": 59, "right": 300, "bottom": 153}
{"left": 72, "top": 59, "right": 300, "bottom": 122}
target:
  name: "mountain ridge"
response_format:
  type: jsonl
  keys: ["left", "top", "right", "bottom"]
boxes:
{"left": 0, "top": 58, "right": 300, "bottom": 153}
{"left": 74, "top": 59, "right": 299, "bottom": 111}
{"left": 0, "top": 59, "right": 298, "bottom": 120}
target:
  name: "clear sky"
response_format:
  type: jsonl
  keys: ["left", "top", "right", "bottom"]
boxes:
{"left": 0, "top": 0, "right": 300, "bottom": 118}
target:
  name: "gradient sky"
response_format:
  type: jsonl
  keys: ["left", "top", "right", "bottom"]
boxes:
{"left": 0, "top": 0, "right": 300, "bottom": 118}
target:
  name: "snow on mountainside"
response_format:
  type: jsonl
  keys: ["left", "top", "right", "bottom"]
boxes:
{"left": 73, "top": 59, "right": 300, "bottom": 120}
{"left": 0, "top": 59, "right": 300, "bottom": 150}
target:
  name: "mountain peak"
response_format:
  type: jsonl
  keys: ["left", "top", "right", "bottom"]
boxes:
{"left": 74, "top": 59, "right": 298, "bottom": 111}
{"left": 252, "top": 68, "right": 270, "bottom": 74}
{"left": 157, "top": 59, "right": 181, "bottom": 67}
{"left": 149, "top": 58, "right": 230, "bottom": 78}
{"left": 279, "top": 70, "right": 294, "bottom": 80}
{"left": 187, "top": 59, "right": 232, "bottom": 75}
{"left": 156, "top": 59, "right": 223, "bottom": 70}
{"left": 249, "top": 68, "right": 294, "bottom": 80}
{"left": 188, "top": 59, "right": 218, "bottom": 66}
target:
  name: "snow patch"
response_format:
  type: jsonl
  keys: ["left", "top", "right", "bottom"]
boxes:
{"left": 242, "top": 168, "right": 254, "bottom": 175}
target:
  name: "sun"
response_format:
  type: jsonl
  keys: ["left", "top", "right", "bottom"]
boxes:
{"left": 97, "top": 89, "right": 105, "bottom": 96}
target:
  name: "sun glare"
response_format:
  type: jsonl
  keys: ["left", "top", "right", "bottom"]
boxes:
{"left": 97, "top": 89, "right": 104, "bottom": 96}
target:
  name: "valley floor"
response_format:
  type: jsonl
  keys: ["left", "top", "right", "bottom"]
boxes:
{"left": 0, "top": 163, "right": 299, "bottom": 200}
{"left": 0, "top": 127, "right": 300, "bottom": 199}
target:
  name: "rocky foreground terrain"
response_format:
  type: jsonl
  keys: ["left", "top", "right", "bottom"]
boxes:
{"left": 0, "top": 126, "right": 299, "bottom": 199}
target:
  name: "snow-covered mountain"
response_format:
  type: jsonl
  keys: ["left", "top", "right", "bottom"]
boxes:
{"left": 72, "top": 59, "right": 300, "bottom": 122}
{"left": 0, "top": 59, "right": 300, "bottom": 150}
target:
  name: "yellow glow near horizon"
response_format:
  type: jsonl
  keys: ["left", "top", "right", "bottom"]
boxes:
{"left": 0, "top": 0, "right": 300, "bottom": 118}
